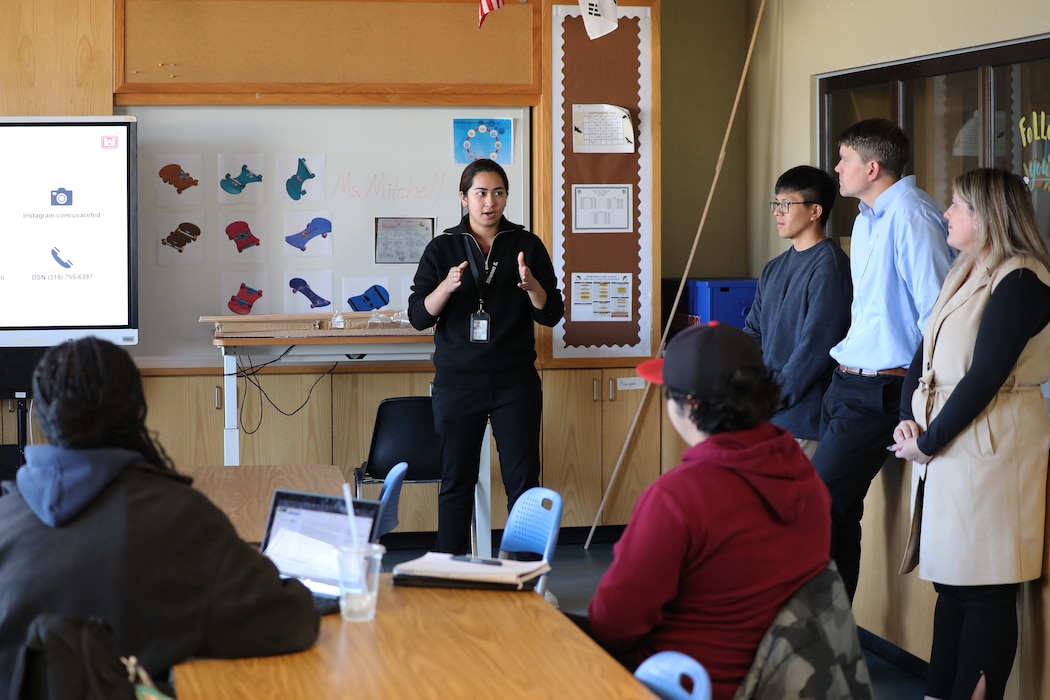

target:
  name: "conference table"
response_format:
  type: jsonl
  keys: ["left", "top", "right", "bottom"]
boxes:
{"left": 181, "top": 463, "right": 344, "bottom": 542}
{"left": 173, "top": 575, "right": 655, "bottom": 699}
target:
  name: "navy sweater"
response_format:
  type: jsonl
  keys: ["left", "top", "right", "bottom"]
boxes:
{"left": 743, "top": 238, "right": 853, "bottom": 440}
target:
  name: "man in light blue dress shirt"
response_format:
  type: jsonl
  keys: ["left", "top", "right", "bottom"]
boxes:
{"left": 812, "top": 118, "right": 953, "bottom": 602}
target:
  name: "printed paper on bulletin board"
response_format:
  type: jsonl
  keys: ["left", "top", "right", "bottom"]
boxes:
{"left": 550, "top": 6, "right": 653, "bottom": 358}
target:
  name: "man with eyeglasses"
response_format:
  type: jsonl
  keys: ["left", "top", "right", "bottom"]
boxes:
{"left": 743, "top": 165, "right": 852, "bottom": 459}
{"left": 814, "top": 118, "right": 953, "bottom": 604}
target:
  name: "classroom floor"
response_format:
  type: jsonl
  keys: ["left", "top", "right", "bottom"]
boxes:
{"left": 382, "top": 535, "right": 927, "bottom": 699}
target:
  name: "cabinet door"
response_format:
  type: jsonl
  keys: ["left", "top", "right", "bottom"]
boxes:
{"left": 1, "top": 400, "right": 13, "bottom": 444}
{"left": 142, "top": 376, "right": 223, "bottom": 468}
{"left": 236, "top": 372, "right": 333, "bottom": 466}
{"left": 600, "top": 370, "right": 663, "bottom": 525}
{"left": 661, "top": 409, "right": 688, "bottom": 475}
{"left": 541, "top": 370, "right": 603, "bottom": 528}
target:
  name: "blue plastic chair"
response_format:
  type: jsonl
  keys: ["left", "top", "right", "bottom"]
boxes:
{"left": 374, "top": 461, "right": 408, "bottom": 540}
{"left": 498, "top": 487, "right": 563, "bottom": 594}
{"left": 634, "top": 651, "right": 712, "bottom": 700}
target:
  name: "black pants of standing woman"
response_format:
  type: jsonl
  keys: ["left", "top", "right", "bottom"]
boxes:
{"left": 926, "top": 582, "right": 1020, "bottom": 700}
{"left": 432, "top": 376, "right": 543, "bottom": 555}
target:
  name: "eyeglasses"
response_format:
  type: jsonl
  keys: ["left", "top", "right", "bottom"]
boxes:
{"left": 769, "top": 200, "right": 818, "bottom": 214}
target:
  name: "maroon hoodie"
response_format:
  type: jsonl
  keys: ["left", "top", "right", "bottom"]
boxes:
{"left": 588, "top": 422, "right": 831, "bottom": 700}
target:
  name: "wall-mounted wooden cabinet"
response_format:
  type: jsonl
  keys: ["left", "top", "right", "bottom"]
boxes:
{"left": 115, "top": 0, "right": 539, "bottom": 105}
{"left": 142, "top": 372, "right": 333, "bottom": 469}
{"left": 541, "top": 368, "right": 661, "bottom": 528}
{"left": 142, "top": 375, "right": 224, "bottom": 468}
{"left": 140, "top": 367, "right": 662, "bottom": 533}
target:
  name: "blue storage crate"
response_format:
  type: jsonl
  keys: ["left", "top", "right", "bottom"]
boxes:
{"left": 684, "top": 278, "right": 757, "bottom": 329}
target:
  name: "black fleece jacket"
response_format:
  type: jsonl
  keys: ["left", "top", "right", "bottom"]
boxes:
{"left": 408, "top": 216, "right": 563, "bottom": 388}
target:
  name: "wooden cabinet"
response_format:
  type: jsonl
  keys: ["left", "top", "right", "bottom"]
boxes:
{"left": 853, "top": 458, "right": 937, "bottom": 659}
{"left": 1, "top": 401, "right": 14, "bottom": 445}
{"left": 143, "top": 372, "right": 332, "bottom": 468}
{"left": 142, "top": 375, "right": 224, "bottom": 468}
{"left": 116, "top": 0, "right": 538, "bottom": 104}
{"left": 541, "top": 369, "right": 662, "bottom": 528}
{"left": 141, "top": 366, "right": 664, "bottom": 535}
{"left": 236, "top": 372, "right": 333, "bottom": 466}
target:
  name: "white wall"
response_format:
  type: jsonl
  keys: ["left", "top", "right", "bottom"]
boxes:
{"left": 745, "top": 0, "right": 1050, "bottom": 272}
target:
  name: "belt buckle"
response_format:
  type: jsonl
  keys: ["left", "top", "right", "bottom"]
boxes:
{"left": 860, "top": 368, "right": 878, "bottom": 377}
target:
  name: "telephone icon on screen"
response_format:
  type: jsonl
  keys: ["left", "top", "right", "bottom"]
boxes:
{"left": 51, "top": 247, "right": 73, "bottom": 268}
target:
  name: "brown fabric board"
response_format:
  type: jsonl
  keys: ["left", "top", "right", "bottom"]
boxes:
{"left": 558, "top": 17, "right": 644, "bottom": 349}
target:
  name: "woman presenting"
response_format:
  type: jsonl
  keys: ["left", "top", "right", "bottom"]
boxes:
{"left": 409, "top": 159, "right": 564, "bottom": 554}
{"left": 891, "top": 168, "right": 1050, "bottom": 700}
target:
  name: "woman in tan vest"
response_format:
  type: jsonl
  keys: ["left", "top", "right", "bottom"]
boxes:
{"left": 891, "top": 168, "right": 1050, "bottom": 700}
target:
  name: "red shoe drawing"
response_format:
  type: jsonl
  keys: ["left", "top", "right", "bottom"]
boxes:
{"left": 225, "top": 221, "right": 261, "bottom": 253}
{"left": 228, "top": 283, "right": 263, "bottom": 315}
{"left": 284, "top": 217, "right": 331, "bottom": 251}
{"left": 161, "top": 222, "right": 201, "bottom": 253}
{"left": 158, "top": 163, "right": 199, "bottom": 194}
{"left": 289, "top": 277, "right": 331, "bottom": 309}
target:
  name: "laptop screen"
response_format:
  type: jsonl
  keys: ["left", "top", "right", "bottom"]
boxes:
{"left": 260, "top": 489, "right": 381, "bottom": 594}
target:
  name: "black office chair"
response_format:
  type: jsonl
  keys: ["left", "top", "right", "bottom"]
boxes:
{"left": 353, "top": 397, "right": 444, "bottom": 529}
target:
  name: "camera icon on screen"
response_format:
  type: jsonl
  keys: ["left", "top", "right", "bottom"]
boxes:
{"left": 50, "top": 188, "right": 73, "bottom": 206}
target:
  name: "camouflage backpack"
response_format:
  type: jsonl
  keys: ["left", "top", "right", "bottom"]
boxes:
{"left": 733, "top": 563, "right": 874, "bottom": 700}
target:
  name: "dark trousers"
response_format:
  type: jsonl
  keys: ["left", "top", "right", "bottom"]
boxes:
{"left": 432, "top": 377, "right": 543, "bottom": 554}
{"left": 811, "top": 369, "right": 903, "bottom": 601}
{"left": 927, "top": 582, "right": 1020, "bottom": 700}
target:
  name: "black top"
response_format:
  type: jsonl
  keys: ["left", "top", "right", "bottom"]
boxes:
{"left": 408, "top": 215, "right": 564, "bottom": 389}
{"left": 900, "top": 268, "right": 1050, "bottom": 455}
{"left": 0, "top": 462, "right": 319, "bottom": 692}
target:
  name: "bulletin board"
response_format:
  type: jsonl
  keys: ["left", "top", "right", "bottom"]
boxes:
{"left": 549, "top": 4, "right": 656, "bottom": 359}
{"left": 116, "top": 105, "right": 530, "bottom": 367}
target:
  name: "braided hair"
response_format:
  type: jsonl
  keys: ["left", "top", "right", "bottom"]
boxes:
{"left": 32, "top": 337, "right": 174, "bottom": 470}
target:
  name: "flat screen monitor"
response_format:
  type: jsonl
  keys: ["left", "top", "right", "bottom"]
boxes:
{"left": 0, "top": 116, "right": 138, "bottom": 348}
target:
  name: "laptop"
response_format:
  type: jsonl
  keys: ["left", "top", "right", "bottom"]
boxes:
{"left": 260, "top": 489, "right": 381, "bottom": 602}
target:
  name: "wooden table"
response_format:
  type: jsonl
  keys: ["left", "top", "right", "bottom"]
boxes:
{"left": 181, "top": 463, "right": 344, "bottom": 542}
{"left": 173, "top": 576, "right": 654, "bottom": 699}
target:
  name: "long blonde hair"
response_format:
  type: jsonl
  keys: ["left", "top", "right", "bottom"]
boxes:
{"left": 952, "top": 168, "right": 1050, "bottom": 273}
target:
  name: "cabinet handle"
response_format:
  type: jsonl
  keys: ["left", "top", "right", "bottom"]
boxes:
{"left": 609, "top": 378, "right": 615, "bottom": 402}
{"left": 592, "top": 379, "right": 598, "bottom": 403}
{"left": 215, "top": 386, "right": 222, "bottom": 410}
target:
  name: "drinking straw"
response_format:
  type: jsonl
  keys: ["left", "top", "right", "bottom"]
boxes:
{"left": 342, "top": 482, "right": 362, "bottom": 546}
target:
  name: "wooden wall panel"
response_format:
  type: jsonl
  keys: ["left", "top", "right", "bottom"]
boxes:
{"left": 0, "top": 0, "right": 113, "bottom": 115}
{"left": 118, "top": 0, "right": 539, "bottom": 102}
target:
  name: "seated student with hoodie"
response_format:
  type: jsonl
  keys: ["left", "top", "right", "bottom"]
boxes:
{"left": 0, "top": 337, "right": 319, "bottom": 695}
{"left": 587, "top": 323, "right": 833, "bottom": 700}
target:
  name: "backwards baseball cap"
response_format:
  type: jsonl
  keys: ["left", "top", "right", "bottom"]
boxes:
{"left": 637, "top": 321, "right": 765, "bottom": 396}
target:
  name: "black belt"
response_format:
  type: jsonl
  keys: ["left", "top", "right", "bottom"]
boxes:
{"left": 838, "top": 365, "right": 907, "bottom": 378}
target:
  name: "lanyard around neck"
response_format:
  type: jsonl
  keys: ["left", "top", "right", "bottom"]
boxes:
{"left": 462, "top": 234, "right": 497, "bottom": 303}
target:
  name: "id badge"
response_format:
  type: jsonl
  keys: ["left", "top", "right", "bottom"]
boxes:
{"left": 470, "top": 310, "right": 491, "bottom": 343}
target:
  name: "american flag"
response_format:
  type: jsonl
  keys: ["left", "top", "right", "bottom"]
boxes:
{"left": 479, "top": 0, "right": 504, "bottom": 27}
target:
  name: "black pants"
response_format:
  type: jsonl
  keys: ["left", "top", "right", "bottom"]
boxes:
{"left": 926, "top": 582, "right": 1020, "bottom": 700}
{"left": 811, "top": 369, "right": 903, "bottom": 601}
{"left": 432, "top": 377, "right": 543, "bottom": 554}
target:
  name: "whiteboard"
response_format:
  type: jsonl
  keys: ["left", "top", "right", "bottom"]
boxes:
{"left": 116, "top": 106, "right": 530, "bottom": 367}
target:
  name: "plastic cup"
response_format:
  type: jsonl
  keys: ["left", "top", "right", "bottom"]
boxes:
{"left": 337, "top": 543, "right": 385, "bottom": 622}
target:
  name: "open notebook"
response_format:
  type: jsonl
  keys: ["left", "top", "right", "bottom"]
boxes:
{"left": 392, "top": 552, "right": 550, "bottom": 591}
{"left": 260, "top": 489, "right": 381, "bottom": 599}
